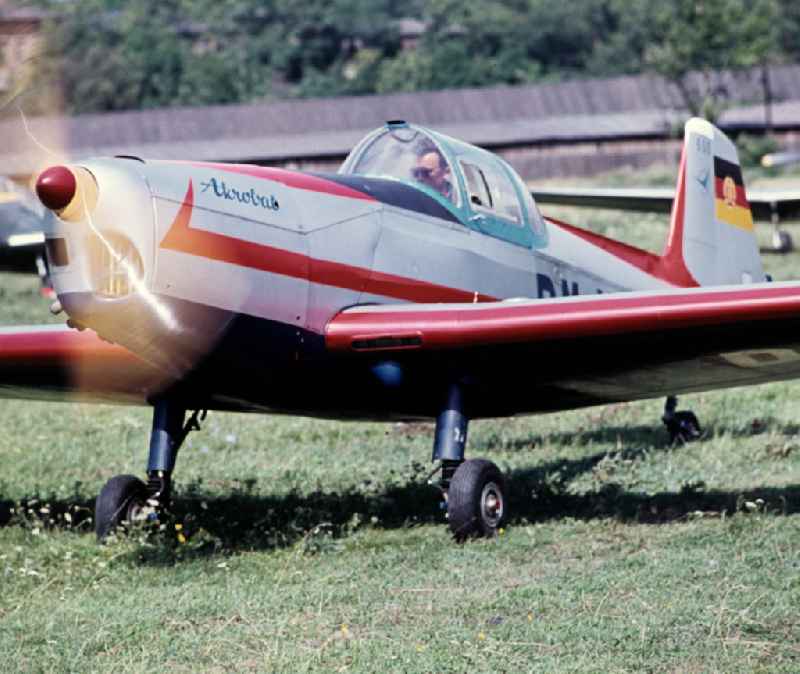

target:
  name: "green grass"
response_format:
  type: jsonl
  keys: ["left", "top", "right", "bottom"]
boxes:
{"left": 3, "top": 176, "right": 800, "bottom": 672}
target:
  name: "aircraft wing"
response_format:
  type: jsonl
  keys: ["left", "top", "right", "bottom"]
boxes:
{"left": 530, "top": 186, "right": 800, "bottom": 222}
{"left": 325, "top": 282, "right": 800, "bottom": 416}
{"left": 7, "top": 283, "right": 800, "bottom": 416}
{"left": 762, "top": 151, "right": 800, "bottom": 169}
{"left": 0, "top": 325, "right": 168, "bottom": 404}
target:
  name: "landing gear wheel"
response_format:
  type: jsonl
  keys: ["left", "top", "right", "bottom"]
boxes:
{"left": 673, "top": 411, "right": 701, "bottom": 443}
{"left": 773, "top": 229, "right": 793, "bottom": 254}
{"left": 662, "top": 396, "right": 702, "bottom": 445}
{"left": 95, "top": 474, "right": 148, "bottom": 541}
{"left": 447, "top": 459, "right": 505, "bottom": 541}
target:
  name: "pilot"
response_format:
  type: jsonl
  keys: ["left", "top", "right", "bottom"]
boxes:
{"left": 412, "top": 149, "right": 453, "bottom": 201}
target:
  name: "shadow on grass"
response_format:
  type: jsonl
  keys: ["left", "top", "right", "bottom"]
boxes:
{"left": 472, "top": 424, "right": 672, "bottom": 453}
{"left": 2, "top": 419, "right": 800, "bottom": 563}
{"left": 474, "top": 417, "right": 800, "bottom": 454}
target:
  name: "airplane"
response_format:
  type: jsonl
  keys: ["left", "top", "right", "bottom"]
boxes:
{"left": 5, "top": 116, "right": 800, "bottom": 543}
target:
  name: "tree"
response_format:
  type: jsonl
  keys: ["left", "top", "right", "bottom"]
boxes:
{"left": 376, "top": 0, "right": 556, "bottom": 93}
{"left": 15, "top": 0, "right": 799, "bottom": 114}
{"left": 24, "top": 0, "right": 421, "bottom": 109}
{"left": 775, "top": 0, "right": 800, "bottom": 63}
{"left": 22, "top": 0, "right": 271, "bottom": 113}
{"left": 586, "top": 0, "right": 659, "bottom": 76}
{"left": 644, "top": 0, "right": 781, "bottom": 121}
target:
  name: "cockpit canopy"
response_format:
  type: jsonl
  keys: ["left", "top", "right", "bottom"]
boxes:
{"left": 343, "top": 124, "right": 458, "bottom": 205}
{"left": 340, "top": 121, "right": 547, "bottom": 245}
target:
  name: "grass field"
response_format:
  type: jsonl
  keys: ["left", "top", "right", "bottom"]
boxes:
{"left": 3, "top": 169, "right": 800, "bottom": 672}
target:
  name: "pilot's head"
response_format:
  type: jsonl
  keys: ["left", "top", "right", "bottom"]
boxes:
{"left": 413, "top": 150, "right": 450, "bottom": 196}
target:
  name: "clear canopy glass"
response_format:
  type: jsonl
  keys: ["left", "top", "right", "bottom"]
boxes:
{"left": 346, "top": 127, "right": 456, "bottom": 204}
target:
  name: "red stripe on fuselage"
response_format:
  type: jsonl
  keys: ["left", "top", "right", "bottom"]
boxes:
{"left": 544, "top": 149, "right": 698, "bottom": 288}
{"left": 548, "top": 218, "right": 665, "bottom": 276}
{"left": 160, "top": 181, "right": 496, "bottom": 304}
{"left": 655, "top": 148, "right": 699, "bottom": 287}
{"left": 186, "top": 162, "right": 377, "bottom": 202}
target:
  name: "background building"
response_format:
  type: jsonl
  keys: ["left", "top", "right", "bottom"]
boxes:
{"left": 2, "top": 66, "right": 800, "bottom": 183}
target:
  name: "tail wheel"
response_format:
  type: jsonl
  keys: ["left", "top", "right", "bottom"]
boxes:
{"left": 95, "top": 474, "right": 148, "bottom": 540}
{"left": 447, "top": 459, "right": 505, "bottom": 541}
{"left": 664, "top": 410, "right": 702, "bottom": 445}
{"left": 674, "top": 410, "right": 702, "bottom": 442}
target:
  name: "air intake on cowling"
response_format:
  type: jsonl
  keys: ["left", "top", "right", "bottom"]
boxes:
{"left": 87, "top": 232, "right": 143, "bottom": 298}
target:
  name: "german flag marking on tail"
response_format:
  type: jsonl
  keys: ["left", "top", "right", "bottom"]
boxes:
{"left": 713, "top": 156, "right": 753, "bottom": 231}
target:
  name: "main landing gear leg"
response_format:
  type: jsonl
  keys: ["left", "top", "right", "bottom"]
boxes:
{"left": 430, "top": 384, "right": 505, "bottom": 541}
{"left": 95, "top": 400, "right": 206, "bottom": 540}
{"left": 661, "top": 395, "right": 701, "bottom": 445}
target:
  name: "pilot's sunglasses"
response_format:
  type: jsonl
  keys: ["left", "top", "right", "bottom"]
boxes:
{"left": 412, "top": 167, "right": 433, "bottom": 179}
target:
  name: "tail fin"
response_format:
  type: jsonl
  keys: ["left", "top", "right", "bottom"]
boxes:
{"left": 662, "top": 118, "right": 764, "bottom": 287}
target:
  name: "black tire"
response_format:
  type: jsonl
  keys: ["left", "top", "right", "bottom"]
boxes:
{"left": 447, "top": 459, "right": 506, "bottom": 541}
{"left": 675, "top": 410, "right": 701, "bottom": 442}
{"left": 95, "top": 474, "right": 148, "bottom": 541}
{"left": 774, "top": 230, "right": 793, "bottom": 253}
